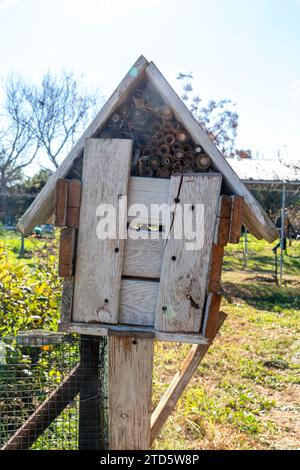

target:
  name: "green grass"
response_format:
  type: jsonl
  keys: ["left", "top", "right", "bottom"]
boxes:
{"left": 0, "top": 227, "right": 299, "bottom": 450}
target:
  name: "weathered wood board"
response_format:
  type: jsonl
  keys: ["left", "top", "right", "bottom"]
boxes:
{"left": 155, "top": 174, "right": 222, "bottom": 333}
{"left": 72, "top": 139, "right": 132, "bottom": 324}
{"left": 109, "top": 336, "right": 154, "bottom": 450}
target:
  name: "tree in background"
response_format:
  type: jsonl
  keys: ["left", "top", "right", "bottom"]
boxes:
{"left": 177, "top": 72, "right": 240, "bottom": 157}
{"left": 20, "top": 71, "right": 99, "bottom": 169}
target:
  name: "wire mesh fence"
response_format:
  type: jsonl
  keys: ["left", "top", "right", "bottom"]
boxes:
{"left": 0, "top": 331, "right": 108, "bottom": 450}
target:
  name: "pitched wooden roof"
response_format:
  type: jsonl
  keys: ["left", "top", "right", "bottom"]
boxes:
{"left": 17, "top": 55, "right": 278, "bottom": 242}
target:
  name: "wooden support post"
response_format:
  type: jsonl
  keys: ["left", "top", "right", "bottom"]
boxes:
{"left": 150, "top": 311, "right": 227, "bottom": 445}
{"left": 214, "top": 195, "right": 232, "bottom": 246}
{"left": 109, "top": 335, "right": 154, "bottom": 450}
{"left": 2, "top": 366, "right": 80, "bottom": 451}
{"left": 202, "top": 293, "right": 222, "bottom": 338}
{"left": 79, "top": 336, "right": 103, "bottom": 450}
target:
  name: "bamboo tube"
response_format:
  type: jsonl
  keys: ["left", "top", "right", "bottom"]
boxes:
{"left": 119, "top": 105, "right": 130, "bottom": 118}
{"left": 157, "top": 167, "right": 171, "bottom": 178}
{"left": 154, "top": 130, "right": 165, "bottom": 142}
{"left": 161, "top": 105, "right": 173, "bottom": 120}
{"left": 195, "top": 154, "right": 211, "bottom": 170}
{"left": 162, "top": 122, "right": 175, "bottom": 134}
{"left": 172, "top": 162, "right": 183, "bottom": 173}
{"left": 182, "top": 143, "right": 193, "bottom": 153}
{"left": 110, "top": 113, "right": 121, "bottom": 125}
{"left": 183, "top": 152, "right": 194, "bottom": 168}
{"left": 173, "top": 149, "right": 184, "bottom": 161}
{"left": 149, "top": 138, "right": 160, "bottom": 149}
{"left": 159, "top": 143, "right": 171, "bottom": 155}
{"left": 142, "top": 166, "right": 154, "bottom": 177}
{"left": 194, "top": 145, "right": 203, "bottom": 154}
{"left": 149, "top": 156, "right": 161, "bottom": 170}
{"left": 132, "top": 88, "right": 145, "bottom": 108}
{"left": 142, "top": 147, "right": 153, "bottom": 157}
{"left": 176, "top": 130, "right": 189, "bottom": 143}
{"left": 172, "top": 142, "right": 182, "bottom": 152}
{"left": 161, "top": 155, "right": 173, "bottom": 168}
{"left": 164, "top": 133, "right": 176, "bottom": 146}
{"left": 152, "top": 121, "right": 162, "bottom": 133}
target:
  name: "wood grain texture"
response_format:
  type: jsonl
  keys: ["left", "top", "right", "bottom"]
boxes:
{"left": 155, "top": 174, "right": 222, "bottom": 333}
{"left": 61, "top": 277, "right": 74, "bottom": 322}
{"left": 150, "top": 311, "right": 227, "bottom": 444}
{"left": 58, "top": 322, "right": 209, "bottom": 345}
{"left": 109, "top": 336, "right": 154, "bottom": 450}
{"left": 66, "top": 179, "right": 82, "bottom": 229}
{"left": 73, "top": 139, "right": 132, "bottom": 324}
{"left": 201, "top": 293, "right": 222, "bottom": 338}
{"left": 229, "top": 196, "right": 244, "bottom": 244}
{"left": 58, "top": 228, "right": 76, "bottom": 277}
{"left": 55, "top": 179, "right": 68, "bottom": 227}
{"left": 123, "top": 234, "right": 163, "bottom": 278}
{"left": 145, "top": 62, "right": 278, "bottom": 242}
{"left": 207, "top": 244, "right": 225, "bottom": 293}
{"left": 128, "top": 176, "right": 169, "bottom": 225}
{"left": 119, "top": 279, "right": 159, "bottom": 327}
{"left": 213, "top": 196, "right": 232, "bottom": 246}
{"left": 17, "top": 55, "right": 148, "bottom": 236}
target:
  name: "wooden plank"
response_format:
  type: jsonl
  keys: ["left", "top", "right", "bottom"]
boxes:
{"left": 155, "top": 174, "right": 222, "bottom": 333}
{"left": 17, "top": 55, "right": 148, "bottom": 236}
{"left": 73, "top": 139, "right": 132, "bottom": 324}
{"left": 145, "top": 62, "right": 278, "bottom": 243}
{"left": 123, "top": 234, "right": 163, "bottom": 278}
{"left": 150, "top": 311, "right": 227, "bottom": 445}
{"left": 128, "top": 176, "right": 169, "bottom": 225}
{"left": 58, "top": 322, "right": 209, "bottom": 345}
{"left": 207, "top": 244, "right": 224, "bottom": 293}
{"left": 2, "top": 366, "right": 80, "bottom": 450}
{"left": 201, "top": 293, "right": 222, "bottom": 338}
{"left": 79, "top": 336, "right": 102, "bottom": 450}
{"left": 58, "top": 228, "right": 76, "bottom": 277}
{"left": 66, "top": 179, "right": 82, "bottom": 229}
{"left": 109, "top": 336, "right": 154, "bottom": 450}
{"left": 119, "top": 279, "right": 159, "bottom": 327}
{"left": 61, "top": 277, "right": 74, "bottom": 322}
{"left": 213, "top": 195, "right": 232, "bottom": 246}
{"left": 229, "top": 196, "right": 244, "bottom": 244}
{"left": 55, "top": 178, "right": 68, "bottom": 227}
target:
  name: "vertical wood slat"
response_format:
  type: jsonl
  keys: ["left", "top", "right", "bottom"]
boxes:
{"left": 202, "top": 293, "right": 222, "bottom": 338}
{"left": 73, "top": 139, "right": 132, "bottom": 324}
{"left": 61, "top": 277, "right": 74, "bottom": 322}
{"left": 155, "top": 174, "right": 222, "bottom": 333}
{"left": 229, "top": 196, "right": 244, "bottom": 244}
{"left": 58, "top": 228, "right": 76, "bottom": 277}
{"left": 66, "top": 179, "right": 82, "bottom": 229}
{"left": 214, "top": 195, "right": 232, "bottom": 246}
{"left": 109, "top": 335, "right": 154, "bottom": 450}
{"left": 55, "top": 179, "right": 68, "bottom": 227}
{"left": 207, "top": 244, "right": 225, "bottom": 293}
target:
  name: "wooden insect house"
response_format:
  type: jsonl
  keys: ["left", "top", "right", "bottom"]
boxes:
{"left": 18, "top": 56, "right": 278, "bottom": 450}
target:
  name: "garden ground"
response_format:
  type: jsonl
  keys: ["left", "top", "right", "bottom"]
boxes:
{"left": 0, "top": 227, "right": 299, "bottom": 450}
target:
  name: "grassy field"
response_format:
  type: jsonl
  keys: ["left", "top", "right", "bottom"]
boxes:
{"left": 0, "top": 227, "right": 299, "bottom": 450}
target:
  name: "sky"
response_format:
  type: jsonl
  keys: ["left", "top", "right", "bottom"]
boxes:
{"left": 0, "top": 0, "right": 300, "bottom": 171}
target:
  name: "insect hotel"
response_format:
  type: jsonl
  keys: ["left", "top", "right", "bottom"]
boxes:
{"left": 17, "top": 56, "right": 278, "bottom": 450}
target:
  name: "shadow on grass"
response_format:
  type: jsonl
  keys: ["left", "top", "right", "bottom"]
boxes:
{"left": 222, "top": 281, "right": 300, "bottom": 312}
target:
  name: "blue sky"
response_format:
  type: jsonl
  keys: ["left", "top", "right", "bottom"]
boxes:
{"left": 0, "top": 0, "right": 300, "bottom": 167}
